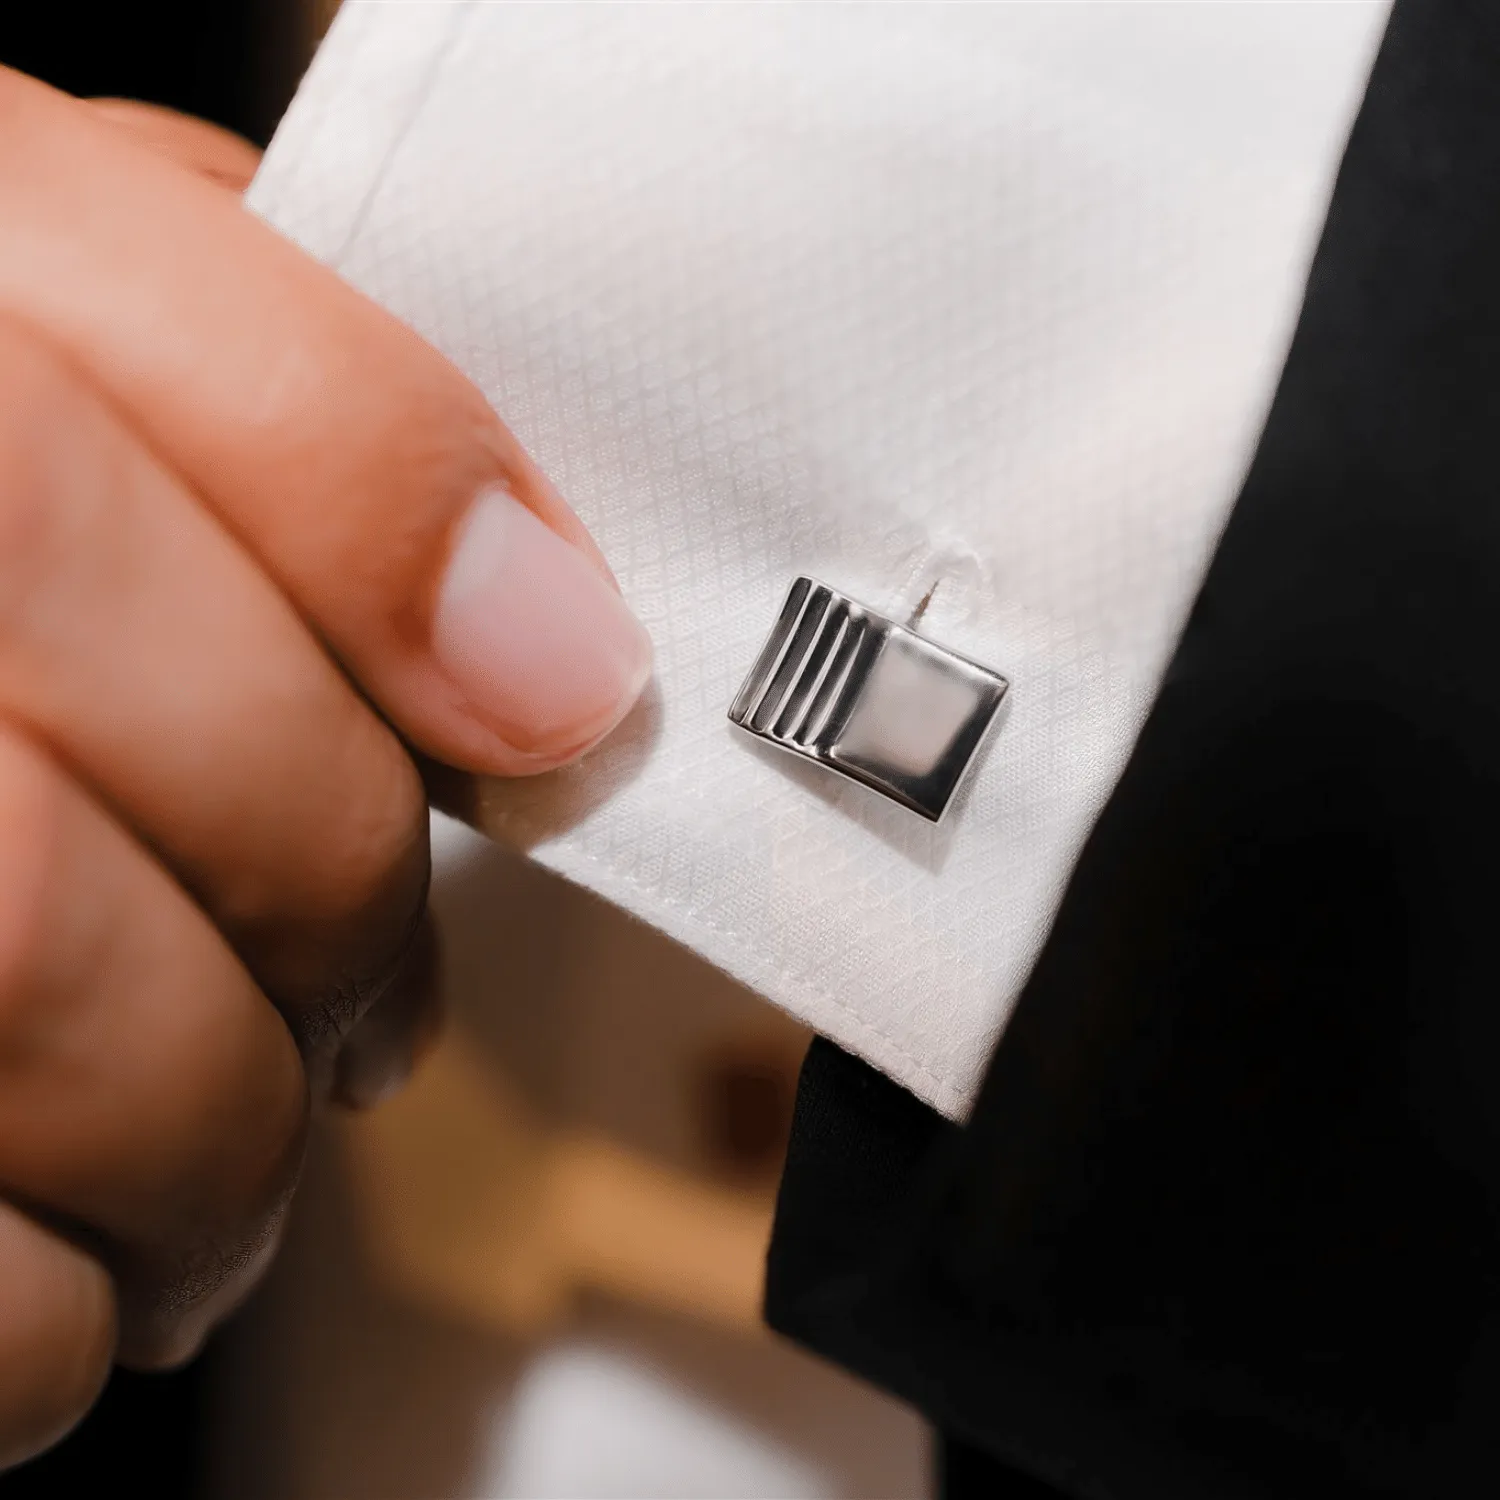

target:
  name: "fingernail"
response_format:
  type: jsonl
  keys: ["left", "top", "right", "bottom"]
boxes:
{"left": 434, "top": 488, "right": 652, "bottom": 765}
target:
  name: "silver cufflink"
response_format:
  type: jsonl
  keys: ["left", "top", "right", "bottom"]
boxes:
{"left": 728, "top": 576, "right": 1008, "bottom": 822}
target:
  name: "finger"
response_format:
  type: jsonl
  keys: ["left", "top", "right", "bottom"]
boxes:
{"left": 84, "top": 99, "right": 261, "bottom": 192}
{"left": 0, "top": 318, "right": 428, "bottom": 1067}
{"left": 0, "top": 1201, "right": 115, "bottom": 1469}
{"left": 331, "top": 911, "right": 443, "bottom": 1110}
{"left": 0, "top": 723, "right": 308, "bottom": 1366}
{"left": 0, "top": 69, "right": 652, "bottom": 778}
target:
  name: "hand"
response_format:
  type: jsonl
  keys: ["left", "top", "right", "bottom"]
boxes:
{"left": 0, "top": 71, "right": 651, "bottom": 1464}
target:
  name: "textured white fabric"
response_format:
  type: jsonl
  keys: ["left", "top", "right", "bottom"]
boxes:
{"left": 251, "top": 1, "right": 1387, "bottom": 1119}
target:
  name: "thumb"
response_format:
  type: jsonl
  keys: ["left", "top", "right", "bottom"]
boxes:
{"left": 0, "top": 69, "right": 651, "bottom": 776}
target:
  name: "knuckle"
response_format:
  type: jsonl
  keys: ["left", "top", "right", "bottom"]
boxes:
{"left": 329, "top": 730, "right": 430, "bottom": 911}
{"left": 125, "top": 1106, "right": 303, "bottom": 1373}
{"left": 242, "top": 1028, "right": 311, "bottom": 1216}
{"left": 299, "top": 742, "right": 430, "bottom": 1049}
{"left": 116, "top": 1192, "right": 291, "bottom": 1374}
{"left": 114, "top": 983, "right": 309, "bottom": 1365}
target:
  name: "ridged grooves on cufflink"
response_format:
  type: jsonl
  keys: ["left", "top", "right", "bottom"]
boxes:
{"left": 727, "top": 579, "right": 877, "bottom": 754}
{"left": 730, "top": 576, "right": 1009, "bottom": 822}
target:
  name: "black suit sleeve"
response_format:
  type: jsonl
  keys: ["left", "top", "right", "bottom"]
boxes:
{"left": 767, "top": 3, "right": 1500, "bottom": 1495}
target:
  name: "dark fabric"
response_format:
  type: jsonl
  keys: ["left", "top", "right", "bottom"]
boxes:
{"left": 0, "top": 1366, "right": 212, "bottom": 1500}
{"left": 0, "top": 1, "right": 303, "bottom": 146}
{"left": 771, "top": 1039, "right": 1070, "bottom": 1498}
{"left": 768, "top": 2, "right": 1500, "bottom": 1495}
{"left": 939, "top": 1434, "right": 1076, "bottom": 1500}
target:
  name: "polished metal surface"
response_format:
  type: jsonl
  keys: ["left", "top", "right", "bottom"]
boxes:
{"left": 728, "top": 577, "right": 1008, "bottom": 822}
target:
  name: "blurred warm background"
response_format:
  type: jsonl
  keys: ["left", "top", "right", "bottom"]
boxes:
{"left": 207, "top": 819, "right": 926, "bottom": 1498}
{"left": 0, "top": 5, "right": 928, "bottom": 1496}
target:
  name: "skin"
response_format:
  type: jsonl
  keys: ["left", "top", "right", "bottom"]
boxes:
{"left": 0, "top": 73, "right": 644, "bottom": 1465}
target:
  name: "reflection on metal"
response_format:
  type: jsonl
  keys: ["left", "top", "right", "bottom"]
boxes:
{"left": 729, "top": 577, "right": 1008, "bottom": 823}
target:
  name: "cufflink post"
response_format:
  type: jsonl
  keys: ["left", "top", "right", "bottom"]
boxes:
{"left": 904, "top": 578, "right": 941, "bottom": 632}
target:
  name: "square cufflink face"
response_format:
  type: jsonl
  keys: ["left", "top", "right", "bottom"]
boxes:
{"left": 728, "top": 577, "right": 1008, "bottom": 822}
